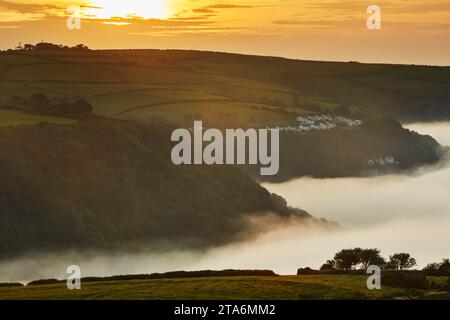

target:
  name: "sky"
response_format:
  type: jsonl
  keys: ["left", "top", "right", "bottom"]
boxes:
{"left": 1, "top": 0, "right": 450, "bottom": 65}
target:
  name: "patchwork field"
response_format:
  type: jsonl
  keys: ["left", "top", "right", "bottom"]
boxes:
{"left": 2, "top": 49, "right": 449, "bottom": 128}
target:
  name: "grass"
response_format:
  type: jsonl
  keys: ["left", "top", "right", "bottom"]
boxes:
{"left": 0, "top": 275, "right": 423, "bottom": 300}
{"left": 122, "top": 101, "right": 296, "bottom": 128}
{"left": 0, "top": 50, "right": 375, "bottom": 129}
{"left": 0, "top": 109, "right": 75, "bottom": 127}
{"left": 1, "top": 50, "right": 448, "bottom": 126}
{"left": 86, "top": 93, "right": 168, "bottom": 116}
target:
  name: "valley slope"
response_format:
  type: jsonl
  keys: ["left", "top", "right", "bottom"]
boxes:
{"left": 0, "top": 116, "right": 313, "bottom": 260}
{"left": 0, "top": 49, "right": 447, "bottom": 181}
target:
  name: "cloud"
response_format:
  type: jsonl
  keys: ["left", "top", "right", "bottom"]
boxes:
{"left": 173, "top": 1, "right": 256, "bottom": 24}
{"left": 192, "top": 8, "right": 215, "bottom": 14}
{"left": 0, "top": 7, "right": 44, "bottom": 22}
{"left": 0, "top": 0, "right": 72, "bottom": 22}
{"left": 205, "top": 3, "right": 253, "bottom": 9}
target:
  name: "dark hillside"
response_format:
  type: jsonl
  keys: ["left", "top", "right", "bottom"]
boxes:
{"left": 243, "top": 118, "right": 442, "bottom": 182}
{"left": 0, "top": 116, "right": 311, "bottom": 259}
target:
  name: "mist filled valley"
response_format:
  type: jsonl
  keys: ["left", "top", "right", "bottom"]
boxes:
{"left": 0, "top": 48, "right": 449, "bottom": 287}
{"left": 1, "top": 0, "right": 450, "bottom": 302}
{"left": 0, "top": 122, "right": 448, "bottom": 283}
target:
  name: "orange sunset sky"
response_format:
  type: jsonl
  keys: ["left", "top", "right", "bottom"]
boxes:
{"left": 1, "top": 0, "right": 450, "bottom": 65}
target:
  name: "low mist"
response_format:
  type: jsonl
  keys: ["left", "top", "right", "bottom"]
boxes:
{"left": 1, "top": 122, "right": 449, "bottom": 283}
{"left": 406, "top": 122, "right": 450, "bottom": 146}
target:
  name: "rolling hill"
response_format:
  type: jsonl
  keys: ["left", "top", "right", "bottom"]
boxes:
{"left": 0, "top": 115, "right": 316, "bottom": 260}
{"left": 0, "top": 49, "right": 445, "bottom": 182}
{"left": 1, "top": 49, "right": 450, "bottom": 128}
{"left": 0, "top": 48, "right": 446, "bottom": 259}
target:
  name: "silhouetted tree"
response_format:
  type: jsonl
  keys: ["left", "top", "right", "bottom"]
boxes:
{"left": 321, "top": 247, "right": 388, "bottom": 272}
{"left": 54, "top": 99, "right": 93, "bottom": 115}
{"left": 334, "top": 248, "right": 363, "bottom": 270}
{"left": 388, "top": 253, "right": 417, "bottom": 270}
{"left": 423, "top": 258, "right": 450, "bottom": 275}
{"left": 8, "top": 96, "right": 26, "bottom": 109}
{"left": 360, "top": 248, "right": 386, "bottom": 269}
{"left": 73, "top": 44, "right": 89, "bottom": 51}
{"left": 27, "top": 93, "right": 51, "bottom": 112}
{"left": 35, "top": 42, "right": 62, "bottom": 51}
{"left": 320, "top": 259, "right": 336, "bottom": 271}
{"left": 16, "top": 42, "right": 90, "bottom": 52}
{"left": 23, "top": 44, "right": 35, "bottom": 51}
{"left": 7, "top": 93, "right": 93, "bottom": 118}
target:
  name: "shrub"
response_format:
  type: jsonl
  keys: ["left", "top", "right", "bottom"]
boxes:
{"left": 423, "top": 259, "right": 450, "bottom": 276}
{"left": 27, "top": 279, "right": 60, "bottom": 286}
{"left": 382, "top": 271, "right": 428, "bottom": 289}
{"left": 297, "top": 267, "right": 321, "bottom": 275}
{"left": 0, "top": 282, "right": 23, "bottom": 288}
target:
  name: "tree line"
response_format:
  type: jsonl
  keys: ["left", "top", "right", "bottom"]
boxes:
{"left": 319, "top": 248, "right": 450, "bottom": 274}
{"left": 4, "top": 42, "right": 90, "bottom": 52}
{"left": 6, "top": 93, "right": 93, "bottom": 118}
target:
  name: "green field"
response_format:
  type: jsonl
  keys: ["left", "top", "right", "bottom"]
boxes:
{"left": 1, "top": 275, "right": 446, "bottom": 300}
{"left": 2, "top": 49, "right": 449, "bottom": 128}
{"left": 0, "top": 109, "right": 75, "bottom": 127}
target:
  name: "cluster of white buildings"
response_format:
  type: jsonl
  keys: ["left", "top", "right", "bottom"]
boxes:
{"left": 268, "top": 115, "right": 363, "bottom": 132}
{"left": 366, "top": 156, "right": 397, "bottom": 167}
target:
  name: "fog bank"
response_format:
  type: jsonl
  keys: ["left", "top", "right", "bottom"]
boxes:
{"left": 406, "top": 122, "right": 450, "bottom": 146}
{"left": 262, "top": 122, "right": 450, "bottom": 270}
{"left": 1, "top": 123, "right": 449, "bottom": 282}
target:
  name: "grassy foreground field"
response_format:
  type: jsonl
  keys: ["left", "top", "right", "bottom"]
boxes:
{"left": 0, "top": 275, "right": 431, "bottom": 300}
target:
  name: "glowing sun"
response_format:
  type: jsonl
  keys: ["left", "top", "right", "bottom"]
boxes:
{"left": 86, "top": 0, "right": 171, "bottom": 20}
